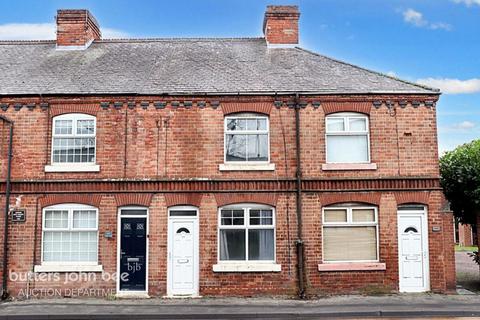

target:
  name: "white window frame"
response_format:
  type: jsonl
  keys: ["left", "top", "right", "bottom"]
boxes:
{"left": 322, "top": 205, "right": 379, "bottom": 263}
{"left": 224, "top": 114, "right": 270, "bottom": 164}
{"left": 50, "top": 113, "right": 97, "bottom": 166}
{"left": 217, "top": 204, "right": 276, "bottom": 264}
{"left": 40, "top": 203, "right": 99, "bottom": 267}
{"left": 325, "top": 112, "right": 371, "bottom": 164}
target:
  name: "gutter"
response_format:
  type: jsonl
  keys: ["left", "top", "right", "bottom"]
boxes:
{"left": 294, "top": 93, "right": 306, "bottom": 298}
{"left": 0, "top": 115, "right": 13, "bottom": 300}
{"left": 0, "top": 91, "right": 440, "bottom": 98}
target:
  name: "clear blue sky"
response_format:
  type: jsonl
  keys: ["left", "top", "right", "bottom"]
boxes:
{"left": 0, "top": 0, "right": 478, "bottom": 153}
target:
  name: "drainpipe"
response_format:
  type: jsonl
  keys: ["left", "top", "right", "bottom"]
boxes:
{"left": 294, "top": 94, "right": 306, "bottom": 299}
{"left": 0, "top": 115, "right": 13, "bottom": 300}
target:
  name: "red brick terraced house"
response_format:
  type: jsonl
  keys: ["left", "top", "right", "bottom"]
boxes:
{"left": 0, "top": 6, "right": 455, "bottom": 299}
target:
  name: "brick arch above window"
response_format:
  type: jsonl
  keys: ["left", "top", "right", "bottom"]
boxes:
{"left": 50, "top": 104, "right": 99, "bottom": 117}
{"left": 214, "top": 193, "right": 277, "bottom": 207}
{"left": 221, "top": 102, "right": 272, "bottom": 115}
{"left": 319, "top": 192, "right": 381, "bottom": 206}
{"left": 164, "top": 193, "right": 203, "bottom": 208}
{"left": 394, "top": 191, "right": 430, "bottom": 205}
{"left": 39, "top": 194, "right": 102, "bottom": 208}
{"left": 322, "top": 102, "right": 371, "bottom": 115}
{"left": 114, "top": 193, "right": 153, "bottom": 207}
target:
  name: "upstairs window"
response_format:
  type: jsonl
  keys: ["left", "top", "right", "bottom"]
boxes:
{"left": 218, "top": 204, "right": 275, "bottom": 262}
{"left": 52, "top": 114, "right": 96, "bottom": 164}
{"left": 325, "top": 113, "right": 370, "bottom": 163}
{"left": 224, "top": 114, "right": 269, "bottom": 163}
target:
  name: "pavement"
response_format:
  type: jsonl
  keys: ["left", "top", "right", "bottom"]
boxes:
{"left": 456, "top": 251, "right": 480, "bottom": 294}
{"left": 0, "top": 253, "right": 478, "bottom": 319}
{"left": 1, "top": 294, "right": 480, "bottom": 319}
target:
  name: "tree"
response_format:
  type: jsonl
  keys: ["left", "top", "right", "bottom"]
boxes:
{"left": 439, "top": 139, "right": 480, "bottom": 226}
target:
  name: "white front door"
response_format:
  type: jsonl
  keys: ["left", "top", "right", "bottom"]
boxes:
{"left": 167, "top": 207, "right": 199, "bottom": 297}
{"left": 398, "top": 209, "right": 429, "bottom": 292}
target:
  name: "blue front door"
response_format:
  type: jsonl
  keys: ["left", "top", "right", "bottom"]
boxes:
{"left": 119, "top": 217, "right": 147, "bottom": 291}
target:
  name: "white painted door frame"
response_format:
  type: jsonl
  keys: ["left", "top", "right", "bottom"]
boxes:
{"left": 398, "top": 207, "right": 430, "bottom": 292}
{"left": 116, "top": 206, "right": 149, "bottom": 297}
{"left": 167, "top": 206, "right": 199, "bottom": 297}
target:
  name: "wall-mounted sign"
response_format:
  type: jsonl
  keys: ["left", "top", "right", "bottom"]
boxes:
{"left": 11, "top": 209, "right": 26, "bottom": 222}
{"left": 104, "top": 231, "right": 113, "bottom": 238}
{"left": 432, "top": 226, "right": 441, "bottom": 232}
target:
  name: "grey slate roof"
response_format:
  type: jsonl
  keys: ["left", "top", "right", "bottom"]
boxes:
{"left": 0, "top": 38, "right": 438, "bottom": 95}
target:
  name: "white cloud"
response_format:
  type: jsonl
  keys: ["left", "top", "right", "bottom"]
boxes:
{"left": 439, "top": 121, "right": 478, "bottom": 138}
{"left": 429, "top": 22, "right": 452, "bottom": 31}
{"left": 101, "top": 28, "right": 130, "bottom": 39}
{"left": 0, "top": 22, "right": 129, "bottom": 40}
{"left": 402, "top": 8, "right": 452, "bottom": 31}
{"left": 416, "top": 78, "right": 480, "bottom": 94}
{"left": 0, "top": 23, "right": 55, "bottom": 40}
{"left": 403, "top": 9, "right": 427, "bottom": 27}
{"left": 452, "top": 0, "right": 480, "bottom": 7}
{"left": 386, "top": 71, "right": 397, "bottom": 77}
{"left": 453, "top": 121, "right": 476, "bottom": 129}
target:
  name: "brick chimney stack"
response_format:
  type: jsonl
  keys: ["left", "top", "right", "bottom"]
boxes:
{"left": 56, "top": 9, "right": 101, "bottom": 50}
{"left": 263, "top": 5, "right": 300, "bottom": 47}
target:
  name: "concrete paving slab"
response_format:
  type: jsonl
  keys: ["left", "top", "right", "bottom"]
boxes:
{"left": 1, "top": 294, "right": 480, "bottom": 319}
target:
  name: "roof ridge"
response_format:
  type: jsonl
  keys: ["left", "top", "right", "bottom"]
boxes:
{"left": 97, "top": 37, "right": 265, "bottom": 43}
{"left": 0, "top": 40, "right": 55, "bottom": 45}
{"left": 0, "top": 37, "right": 265, "bottom": 45}
{"left": 294, "top": 47, "right": 440, "bottom": 94}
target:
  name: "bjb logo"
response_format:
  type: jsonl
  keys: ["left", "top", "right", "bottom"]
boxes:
{"left": 127, "top": 262, "right": 142, "bottom": 273}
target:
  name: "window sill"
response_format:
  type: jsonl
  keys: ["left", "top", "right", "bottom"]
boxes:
{"left": 321, "top": 163, "right": 377, "bottom": 171}
{"left": 34, "top": 264, "right": 103, "bottom": 273}
{"left": 45, "top": 164, "right": 100, "bottom": 173}
{"left": 213, "top": 263, "right": 281, "bottom": 272}
{"left": 318, "top": 262, "right": 386, "bottom": 272}
{"left": 219, "top": 163, "right": 275, "bottom": 171}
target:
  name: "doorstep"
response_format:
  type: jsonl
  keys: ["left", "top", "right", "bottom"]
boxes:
{"left": 115, "top": 292, "right": 150, "bottom": 299}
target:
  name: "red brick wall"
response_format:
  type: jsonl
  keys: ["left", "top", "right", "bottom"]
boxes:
{"left": 2, "top": 190, "right": 455, "bottom": 298}
{"left": 0, "top": 94, "right": 453, "bottom": 297}
{"left": 56, "top": 10, "right": 101, "bottom": 47}
{"left": 263, "top": 6, "right": 300, "bottom": 45}
{"left": 0, "top": 96, "right": 439, "bottom": 181}
{"left": 457, "top": 223, "right": 474, "bottom": 246}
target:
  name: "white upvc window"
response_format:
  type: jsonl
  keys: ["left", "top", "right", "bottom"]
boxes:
{"left": 41, "top": 204, "right": 99, "bottom": 265}
{"left": 224, "top": 114, "right": 270, "bottom": 163}
{"left": 325, "top": 112, "right": 370, "bottom": 163}
{"left": 322, "top": 205, "right": 379, "bottom": 263}
{"left": 218, "top": 204, "right": 275, "bottom": 262}
{"left": 51, "top": 113, "right": 96, "bottom": 164}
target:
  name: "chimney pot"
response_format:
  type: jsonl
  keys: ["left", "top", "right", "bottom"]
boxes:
{"left": 263, "top": 5, "right": 300, "bottom": 47}
{"left": 56, "top": 9, "right": 101, "bottom": 50}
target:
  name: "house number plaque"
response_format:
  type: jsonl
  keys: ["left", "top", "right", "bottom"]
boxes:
{"left": 11, "top": 209, "right": 26, "bottom": 222}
